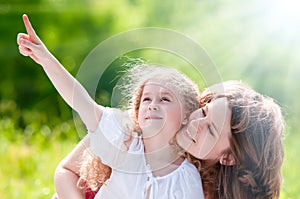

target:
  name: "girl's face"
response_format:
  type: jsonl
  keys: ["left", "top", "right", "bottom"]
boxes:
{"left": 176, "top": 98, "right": 232, "bottom": 160}
{"left": 138, "top": 80, "right": 187, "bottom": 143}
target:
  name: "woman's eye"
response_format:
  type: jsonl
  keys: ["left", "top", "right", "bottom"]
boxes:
{"left": 201, "top": 107, "right": 207, "bottom": 117}
{"left": 208, "top": 125, "right": 215, "bottom": 137}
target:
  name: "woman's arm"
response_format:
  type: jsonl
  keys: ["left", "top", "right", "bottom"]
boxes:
{"left": 54, "top": 136, "right": 90, "bottom": 199}
{"left": 17, "top": 14, "right": 101, "bottom": 131}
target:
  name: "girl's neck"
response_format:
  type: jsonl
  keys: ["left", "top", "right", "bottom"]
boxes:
{"left": 143, "top": 139, "right": 185, "bottom": 177}
{"left": 142, "top": 130, "right": 177, "bottom": 153}
{"left": 143, "top": 137, "right": 164, "bottom": 153}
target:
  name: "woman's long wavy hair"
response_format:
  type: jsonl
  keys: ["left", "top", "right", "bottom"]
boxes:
{"left": 189, "top": 80, "right": 285, "bottom": 199}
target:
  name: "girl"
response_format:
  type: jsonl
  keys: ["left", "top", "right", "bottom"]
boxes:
{"left": 17, "top": 14, "right": 204, "bottom": 199}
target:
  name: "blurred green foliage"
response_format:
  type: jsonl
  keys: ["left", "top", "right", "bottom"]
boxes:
{"left": 1, "top": 0, "right": 299, "bottom": 198}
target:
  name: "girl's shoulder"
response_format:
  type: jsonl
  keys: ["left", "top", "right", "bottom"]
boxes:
{"left": 101, "top": 107, "right": 134, "bottom": 130}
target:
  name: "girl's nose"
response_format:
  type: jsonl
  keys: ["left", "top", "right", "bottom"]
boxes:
{"left": 148, "top": 103, "right": 158, "bottom": 111}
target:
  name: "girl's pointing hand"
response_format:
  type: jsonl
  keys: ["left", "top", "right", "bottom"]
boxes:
{"left": 17, "top": 14, "right": 51, "bottom": 65}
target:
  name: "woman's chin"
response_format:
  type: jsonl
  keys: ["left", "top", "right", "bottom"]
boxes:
{"left": 175, "top": 131, "right": 193, "bottom": 151}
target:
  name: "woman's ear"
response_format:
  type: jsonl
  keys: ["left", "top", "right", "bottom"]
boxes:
{"left": 219, "top": 153, "right": 236, "bottom": 166}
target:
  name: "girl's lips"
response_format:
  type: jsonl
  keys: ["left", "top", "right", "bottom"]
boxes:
{"left": 145, "top": 115, "right": 162, "bottom": 120}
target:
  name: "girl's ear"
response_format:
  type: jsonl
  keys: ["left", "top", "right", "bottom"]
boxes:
{"left": 182, "top": 114, "right": 189, "bottom": 125}
{"left": 219, "top": 154, "right": 236, "bottom": 166}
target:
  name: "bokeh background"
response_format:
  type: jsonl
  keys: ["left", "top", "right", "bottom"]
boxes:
{"left": 1, "top": 0, "right": 299, "bottom": 198}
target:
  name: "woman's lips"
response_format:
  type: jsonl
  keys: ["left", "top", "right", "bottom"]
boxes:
{"left": 183, "top": 127, "right": 196, "bottom": 143}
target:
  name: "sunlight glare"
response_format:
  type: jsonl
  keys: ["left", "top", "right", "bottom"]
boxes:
{"left": 270, "top": 0, "right": 300, "bottom": 25}
{"left": 278, "top": 0, "right": 300, "bottom": 19}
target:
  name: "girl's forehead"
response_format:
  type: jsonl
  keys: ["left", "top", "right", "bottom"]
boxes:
{"left": 145, "top": 78, "right": 167, "bottom": 85}
{"left": 143, "top": 80, "right": 179, "bottom": 95}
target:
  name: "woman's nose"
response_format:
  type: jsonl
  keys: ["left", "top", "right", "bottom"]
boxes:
{"left": 188, "top": 117, "right": 209, "bottom": 133}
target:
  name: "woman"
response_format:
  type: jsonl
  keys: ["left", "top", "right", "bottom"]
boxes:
{"left": 177, "top": 80, "right": 284, "bottom": 199}
{"left": 53, "top": 80, "right": 285, "bottom": 199}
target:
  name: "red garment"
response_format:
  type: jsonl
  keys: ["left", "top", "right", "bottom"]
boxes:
{"left": 51, "top": 188, "right": 98, "bottom": 199}
{"left": 85, "top": 188, "right": 99, "bottom": 199}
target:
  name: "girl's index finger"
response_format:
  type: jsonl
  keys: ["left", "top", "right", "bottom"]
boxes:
{"left": 22, "top": 14, "right": 38, "bottom": 41}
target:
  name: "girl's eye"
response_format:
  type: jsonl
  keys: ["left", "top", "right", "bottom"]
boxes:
{"left": 161, "top": 97, "right": 171, "bottom": 102}
{"left": 143, "top": 97, "right": 151, "bottom": 102}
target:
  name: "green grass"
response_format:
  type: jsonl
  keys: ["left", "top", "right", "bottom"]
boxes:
{"left": 0, "top": 117, "right": 79, "bottom": 199}
{"left": 0, "top": 116, "right": 298, "bottom": 198}
{"left": 0, "top": 141, "right": 76, "bottom": 199}
{"left": 280, "top": 123, "right": 299, "bottom": 199}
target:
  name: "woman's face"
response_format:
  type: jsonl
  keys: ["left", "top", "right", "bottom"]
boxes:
{"left": 176, "top": 98, "right": 232, "bottom": 160}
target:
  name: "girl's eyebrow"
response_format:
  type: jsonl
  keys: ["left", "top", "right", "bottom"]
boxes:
{"left": 142, "top": 91, "right": 172, "bottom": 95}
{"left": 159, "top": 91, "right": 173, "bottom": 96}
{"left": 151, "top": 90, "right": 174, "bottom": 95}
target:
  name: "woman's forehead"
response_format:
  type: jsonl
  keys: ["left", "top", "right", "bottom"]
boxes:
{"left": 191, "top": 98, "right": 229, "bottom": 118}
{"left": 201, "top": 83, "right": 226, "bottom": 96}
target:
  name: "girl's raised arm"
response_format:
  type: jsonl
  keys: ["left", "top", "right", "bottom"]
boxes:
{"left": 17, "top": 14, "right": 102, "bottom": 131}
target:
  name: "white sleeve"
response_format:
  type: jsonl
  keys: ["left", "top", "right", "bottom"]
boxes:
{"left": 88, "top": 107, "right": 132, "bottom": 167}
